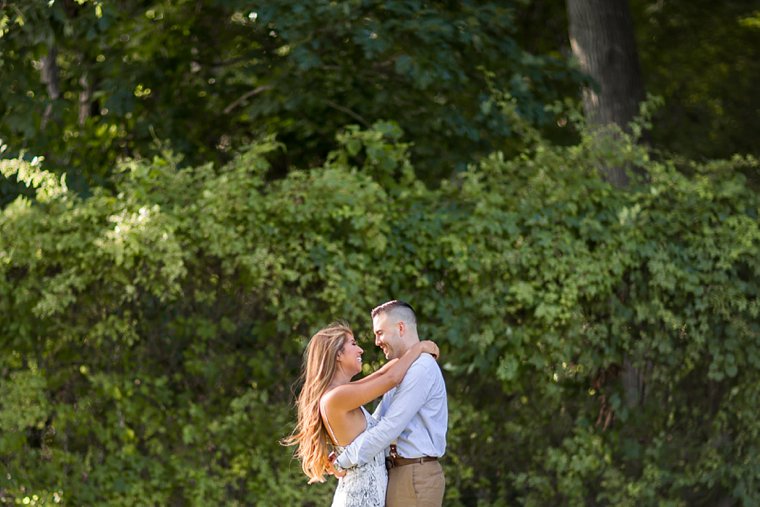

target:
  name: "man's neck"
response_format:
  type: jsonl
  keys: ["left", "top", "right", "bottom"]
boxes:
{"left": 396, "top": 338, "right": 420, "bottom": 357}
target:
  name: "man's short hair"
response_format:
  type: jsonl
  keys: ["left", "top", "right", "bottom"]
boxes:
{"left": 371, "top": 300, "right": 417, "bottom": 325}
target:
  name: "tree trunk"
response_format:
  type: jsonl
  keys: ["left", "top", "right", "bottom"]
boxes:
{"left": 40, "top": 45, "right": 60, "bottom": 129}
{"left": 567, "top": 0, "right": 647, "bottom": 409}
{"left": 79, "top": 73, "right": 93, "bottom": 126}
{"left": 567, "top": 0, "right": 645, "bottom": 187}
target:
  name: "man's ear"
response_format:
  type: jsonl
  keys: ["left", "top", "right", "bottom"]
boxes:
{"left": 398, "top": 320, "right": 406, "bottom": 337}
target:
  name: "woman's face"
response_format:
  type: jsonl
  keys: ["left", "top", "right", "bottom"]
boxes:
{"left": 337, "top": 334, "right": 364, "bottom": 377}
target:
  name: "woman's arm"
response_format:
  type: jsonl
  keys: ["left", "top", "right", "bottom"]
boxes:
{"left": 352, "top": 341, "right": 438, "bottom": 385}
{"left": 350, "top": 358, "right": 398, "bottom": 385}
{"left": 322, "top": 341, "right": 439, "bottom": 412}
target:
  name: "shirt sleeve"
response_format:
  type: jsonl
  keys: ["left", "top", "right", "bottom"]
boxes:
{"left": 371, "top": 396, "right": 386, "bottom": 421}
{"left": 335, "top": 357, "right": 432, "bottom": 468}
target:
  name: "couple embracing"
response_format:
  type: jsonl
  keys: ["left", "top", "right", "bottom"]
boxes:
{"left": 285, "top": 300, "right": 448, "bottom": 506}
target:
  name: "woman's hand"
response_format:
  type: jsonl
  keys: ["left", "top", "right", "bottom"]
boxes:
{"left": 327, "top": 451, "right": 347, "bottom": 478}
{"left": 419, "top": 340, "right": 439, "bottom": 360}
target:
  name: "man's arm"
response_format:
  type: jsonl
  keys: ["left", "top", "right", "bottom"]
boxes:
{"left": 336, "top": 357, "right": 433, "bottom": 468}
{"left": 371, "top": 392, "right": 387, "bottom": 420}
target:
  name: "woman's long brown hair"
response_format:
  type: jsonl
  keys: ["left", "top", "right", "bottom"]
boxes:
{"left": 282, "top": 322, "right": 352, "bottom": 483}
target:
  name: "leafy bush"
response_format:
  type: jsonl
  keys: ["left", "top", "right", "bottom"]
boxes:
{"left": 0, "top": 121, "right": 758, "bottom": 505}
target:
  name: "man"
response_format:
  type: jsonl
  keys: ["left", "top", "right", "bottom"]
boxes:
{"left": 335, "top": 300, "right": 448, "bottom": 506}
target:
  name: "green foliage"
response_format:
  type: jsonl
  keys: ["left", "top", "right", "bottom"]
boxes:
{"left": 1, "top": 119, "right": 758, "bottom": 504}
{"left": 0, "top": 0, "right": 576, "bottom": 192}
{"left": 631, "top": 0, "right": 760, "bottom": 162}
{"left": 513, "top": 0, "right": 760, "bottom": 172}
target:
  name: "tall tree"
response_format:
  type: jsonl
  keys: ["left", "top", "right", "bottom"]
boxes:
{"left": 566, "top": 0, "right": 648, "bottom": 412}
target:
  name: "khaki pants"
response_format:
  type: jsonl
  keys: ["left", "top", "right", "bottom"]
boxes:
{"left": 386, "top": 460, "right": 445, "bottom": 507}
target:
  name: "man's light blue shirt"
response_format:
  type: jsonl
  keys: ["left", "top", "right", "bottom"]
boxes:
{"left": 336, "top": 353, "right": 447, "bottom": 468}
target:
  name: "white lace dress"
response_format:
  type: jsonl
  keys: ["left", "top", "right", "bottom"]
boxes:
{"left": 329, "top": 407, "right": 387, "bottom": 507}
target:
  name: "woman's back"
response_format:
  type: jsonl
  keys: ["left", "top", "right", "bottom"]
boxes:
{"left": 320, "top": 395, "right": 368, "bottom": 447}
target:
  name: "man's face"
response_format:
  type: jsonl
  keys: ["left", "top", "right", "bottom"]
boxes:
{"left": 373, "top": 312, "right": 403, "bottom": 360}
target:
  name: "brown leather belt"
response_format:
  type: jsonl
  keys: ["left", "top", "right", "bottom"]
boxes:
{"left": 387, "top": 456, "right": 438, "bottom": 469}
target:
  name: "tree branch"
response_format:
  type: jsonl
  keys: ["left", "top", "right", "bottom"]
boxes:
{"left": 324, "top": 100, "right": 371, "bottom": 128}
{"left": 223, "top": 85, "right": 273, "bottom": 114}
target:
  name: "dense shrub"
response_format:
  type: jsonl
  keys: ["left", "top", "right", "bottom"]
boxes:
{"left": 0, "top": 122, "right": 758, "bottom": 505}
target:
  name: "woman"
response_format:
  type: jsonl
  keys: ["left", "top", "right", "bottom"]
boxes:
{"left": 283, "top": 322, "right": 438, "bottom": 506}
